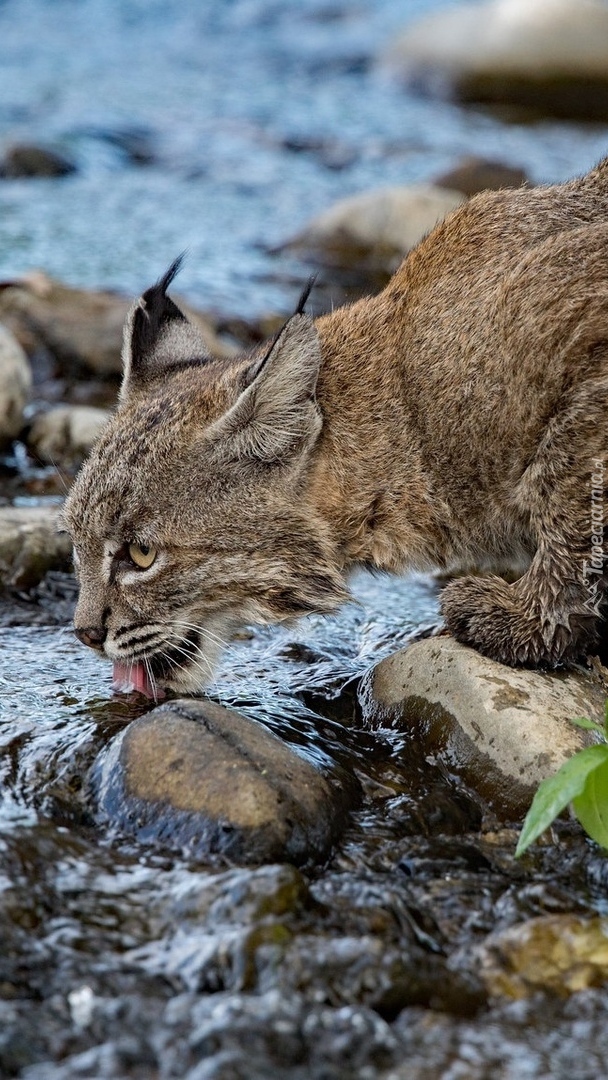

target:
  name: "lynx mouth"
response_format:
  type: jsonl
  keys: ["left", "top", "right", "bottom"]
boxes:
{"left": 112, "top": 629, "right": 203, "bottom": 699}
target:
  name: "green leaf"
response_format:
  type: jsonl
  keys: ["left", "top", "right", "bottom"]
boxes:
{"left": 568, "top": 716, "right": 607, "bottom": 738}
{"left": 515, "top": 744, "right": 608, "bottom": 857}
{"left": 572, "top": 757, "right": 608, "bottom": 850}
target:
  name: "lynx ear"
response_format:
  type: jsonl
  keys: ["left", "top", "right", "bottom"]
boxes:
{"left": 120, "top": 256, "right": 211, "bottom": 401}
{"left": 208, "top": 313, "right": 323, "bottom": 465}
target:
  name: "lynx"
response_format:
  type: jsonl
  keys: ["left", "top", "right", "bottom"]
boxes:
{"left": 63, "top": 158, "right": 608, "bottom": 698}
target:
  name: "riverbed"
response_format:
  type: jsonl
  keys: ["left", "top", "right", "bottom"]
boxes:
{"left": 2, "top": 0, "right": 608, "bottom": 1076}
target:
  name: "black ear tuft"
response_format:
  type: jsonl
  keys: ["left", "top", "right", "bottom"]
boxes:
{"left": 132, "top": 253, "right": 188, "bottom": 363}
{"left": 295, "top": 274, "right": 317, "bottom": 316}
{"left": 121, "top": 253, "right": 214, "bottom": 399}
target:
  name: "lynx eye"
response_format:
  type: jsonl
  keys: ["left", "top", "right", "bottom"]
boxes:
{"left": 127, "top": 542, "right": 157, "bottom": 569}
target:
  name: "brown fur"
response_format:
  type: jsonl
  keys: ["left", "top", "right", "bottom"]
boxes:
{"left": 63, "top": 158, "right": 608, "bottom": 693}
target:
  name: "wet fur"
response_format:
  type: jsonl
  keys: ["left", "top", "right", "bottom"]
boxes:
{"left": 64, "top": 157, "right": 608, "bottom": 691}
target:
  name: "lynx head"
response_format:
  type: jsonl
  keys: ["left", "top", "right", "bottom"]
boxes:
{"left": 63, "top": 259, "right": 348, "bottom": 698}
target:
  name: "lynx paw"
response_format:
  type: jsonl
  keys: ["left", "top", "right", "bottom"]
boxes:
{"left": 440, "top": 575, "right": 573, "bottom": 668}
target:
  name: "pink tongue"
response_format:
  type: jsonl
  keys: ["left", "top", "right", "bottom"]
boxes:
{"left": 112, "top": 661, "right": 165, "bottom": 700}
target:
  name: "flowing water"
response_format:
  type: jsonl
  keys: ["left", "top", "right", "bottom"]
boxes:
{"left": 2, "top": 0, "right": 608, "bottom": 1076}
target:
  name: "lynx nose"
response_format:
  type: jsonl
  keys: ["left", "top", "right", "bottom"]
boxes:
{"left": 75, "top": 625, "right": 107, "bottom": 650}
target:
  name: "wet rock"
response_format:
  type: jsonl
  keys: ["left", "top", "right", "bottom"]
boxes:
{"left": 0, "top": 142, "right": 77, "bottom": 178}
{"left": 279, "top": 184, "right": 464, "bottom": 274}
{"left": 27, "top": 405, "right": 111, "bottom": 470}
{"left": 433, "top": 156, "right": 529, "bottom": 197}
{"left": 0, "top": 322, "right": 31, "bottom": 445}
{"left": 477, "top": 914, "right": 608, "bottom": 998}
{"left": 361, "top": 636, "right": 605, "bottom": 819}
{"left": 385, "top": 0, "right": 608, "bottom": 121}
{"left": 0, "top": 272, "right": 236, "bottom": 377}
{"left": 93, "top": 698, "right": 360, "bottom": 865}
{"left": 0, "top": 506, "right": 72, "bottom": 589}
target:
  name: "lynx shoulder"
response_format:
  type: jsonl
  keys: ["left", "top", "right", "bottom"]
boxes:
{"left": 63, "top": 157, "right": 608, "bottom": 696}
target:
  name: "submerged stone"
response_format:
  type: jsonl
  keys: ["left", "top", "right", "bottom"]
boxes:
{"left": 477, "top": 914, "right": 608, "bottom": 998}
{"left": 362, "top": 636, "right": 605, "bottom": 819}
{"left": 93, "top": 698, "right": 360, "bottom": 865}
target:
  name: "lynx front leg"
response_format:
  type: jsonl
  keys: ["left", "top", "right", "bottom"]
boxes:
{"left": 442, "top": 461, "right": 608, "bottom": 667}
{"left": 440, "top": 567, "right": 601, "bottom": 667}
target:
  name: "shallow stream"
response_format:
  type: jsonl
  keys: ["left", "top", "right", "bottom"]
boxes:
{"left": 2, "top": 0, "right": 608, "bottom": 1076}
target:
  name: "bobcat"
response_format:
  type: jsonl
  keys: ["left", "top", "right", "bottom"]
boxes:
{"left": 63, "top": 158, "right": 608, "bottom": 698}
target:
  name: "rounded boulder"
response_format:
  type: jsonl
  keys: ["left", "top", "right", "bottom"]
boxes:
{"left": 385, "top": 0, "right": 608, "bottom": 120}
{"left": 361, "top": 635, "right": 605, "bottom": 819}
{"left": 93, "top": 698, "right": 360, "bottom": 865}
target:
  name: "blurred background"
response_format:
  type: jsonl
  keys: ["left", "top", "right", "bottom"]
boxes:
{"left": 1, "top": 0, "right": 608, "bottom": 321}
{"left": 3, "top": 8, "right": 608, "bottom": 1076}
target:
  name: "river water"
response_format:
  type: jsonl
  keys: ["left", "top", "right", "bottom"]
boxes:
{"left": 2, "top": 0, "right": 608, "bottom": 1077}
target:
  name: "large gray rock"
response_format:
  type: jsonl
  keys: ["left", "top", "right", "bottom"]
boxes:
{"left": 361, "top": 636, "right": 604, "bottom": 818}
{"left": 0, "top": 506, "right": 72, "bottom": 589}
{"left": 0, "top": 272, "right": 236, "bottom": 376}
{"left": 0, "top": 322, "right": 31, "bottom": 445}
{"left": 27, "top": 404, "right": 111, "bottom": 469}
{"left": 93, "top": 698, "right": 360, "bottom": 865}
{"left": 385, "top": 0, "right": 608, "bottom": 120}
{"left": 281, "top": 185, "right": 464, "bottom": 274}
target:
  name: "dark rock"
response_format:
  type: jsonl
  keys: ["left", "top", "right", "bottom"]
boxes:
{"left": 433, "top": 156, "right": 529, "bottom": 197}
{"left": 93, "top": 698, "right": 360, "bottom": 865}
{"left": 1, "top": 143, "right": 77, "bottom": 178}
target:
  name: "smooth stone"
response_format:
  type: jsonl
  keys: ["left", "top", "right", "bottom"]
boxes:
{"left": 0, "top": 272, "right": 236, "bottom": 376}
{"left": 280, "top": 184, "right": 464, "bottom": 273}
{"left": 385, "top": 0, "right": 608, "bottom": 121}
{"left": 433, "top": 156, "right": 529, "bottom": 197}
{"left": 0, "top": 322, "right": 31, "bottom": 445}
{"left": 475, "top": 914, "right": 608, "bottom": 998}
{"left": 361, "top": 636, "right": 604, "bottom": 818}
{"left": 93, "top": 698, "right": 360, "bottom": 865}
{"left": 0, "top": 506, "right": 72, "bottom": 589}
{"left": 27, "top": 405, "right": 111, "bottom": 469}
{"left": 0, "top": 143, "right": 77, "bottom": 178}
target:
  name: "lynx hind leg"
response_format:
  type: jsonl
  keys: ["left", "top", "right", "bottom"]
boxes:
{"left": 442, "top": 387, "right": 608, "bottom": 668}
